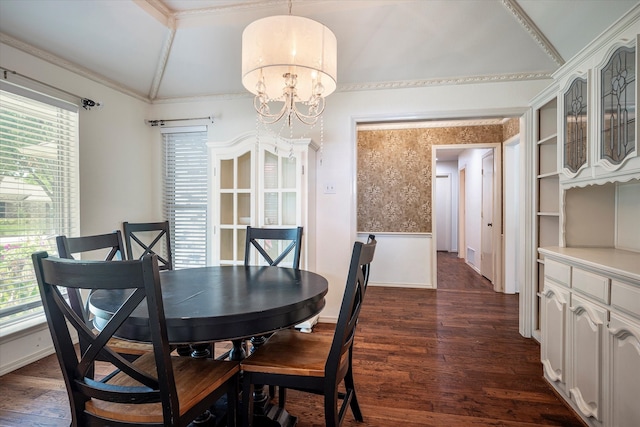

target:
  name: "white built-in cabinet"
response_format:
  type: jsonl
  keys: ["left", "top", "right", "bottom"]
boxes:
{"left": 534, "top": 24, "right": 640, "bottom": 427}
{"left": 539, "top": 249, "right": 640, "bottom": 427}
{"left": 210, "top": 133, "right": 317, "bottom": 269}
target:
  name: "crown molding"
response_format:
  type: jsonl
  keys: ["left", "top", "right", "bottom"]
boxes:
{"left": 0, "top": 32, "right": 150, "bottom": 103}
{"left": 357, "top": 118, "right": 506, "bottom": 131}
{"left": 502, "top": 0, "right": 565, "bottom": 66}
{"left": 337, "top": 72, "right": 552, "bottom": 93}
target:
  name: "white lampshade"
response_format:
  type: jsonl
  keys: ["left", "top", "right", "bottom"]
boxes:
{"left": 242, "top": 15, "right": 337, "bottom": 102}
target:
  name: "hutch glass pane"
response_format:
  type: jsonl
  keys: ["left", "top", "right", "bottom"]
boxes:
{"left": 282, "top": 157, "right": 296, "bottom": 189}
{"left": 264, "top": 151, "right": 278, "bottom": 189}
{"left": 564, "top": 77, "right": 588, "bottom": 173}
{"left": 238, "top": 193, "right": 251, "bottom": 222}
{"left": 237, "top": 152, "right": 252, "bottom": 189}
{"left": 220, "top": 159, "right": 234, "bottom": 189}
{"left": 236, "top": 228, "right": 246, "bottom": 261}
{"left": 264, "top": 192, "right": 278, "bottom": 225}
{"left": 220, "top": 193, "right": 233, "bottom": 224}
{"left": 220, "top": 229, "right": 233, "bottom": 260}
{"left": 600, "top": 45, "right": 636, "bottom": 164}
{"left": 282, "top": 192, "right": 297, "bottom": 225}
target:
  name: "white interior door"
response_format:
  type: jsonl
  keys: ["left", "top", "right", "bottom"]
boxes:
{"left": 481, "top": 151, "right": 494, "bottom": 282}
{"left": 436, "top": 174, "right": 451, "bottom": 251}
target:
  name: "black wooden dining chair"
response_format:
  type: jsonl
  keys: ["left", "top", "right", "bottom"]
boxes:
{"left": 123, "top": 221, "right": 173, "bottom": 270}
{"left": 244, "top": 226, "right": 303, "bottom": 268}
{"left": 56, "top": 231, "right": 125, "bottom": 323}
{"left": 32, "top": 252, "right": 239, "bottom": 427}
{"left": 214, "top": 226, "right": 305, "bottom": 363}
{"left": 123, "top": 221, "right": 211, "bottom": 357}
{"left": 56, "top": 232, "right": 152, "bottom": 360}
{"left": 240, "top": 236, "right": 377, "bottom": 427}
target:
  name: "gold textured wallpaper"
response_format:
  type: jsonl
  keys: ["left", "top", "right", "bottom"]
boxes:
{"left": 357, "top": 125, "right": 509, "bottom": 233}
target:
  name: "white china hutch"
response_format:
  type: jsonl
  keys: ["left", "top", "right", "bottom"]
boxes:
{"left": 209, "top": 132, "right": 317, "bottom": 270}
{"left": 532, "top": 19, "right": 640, "bottom": 427}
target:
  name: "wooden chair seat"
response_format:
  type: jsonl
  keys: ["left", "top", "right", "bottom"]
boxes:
{"left": 242, "top": 329, "right": 344, "bottom": 378}
{"left": 106, "top": 336, "right": 154, "bottom": 356}
{"left": 86, "top": 353, "right": 238, "bottom": 424}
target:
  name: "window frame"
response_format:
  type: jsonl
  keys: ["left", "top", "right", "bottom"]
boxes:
{"left": 0, "top": 81, "right": 80, "bottom": 331}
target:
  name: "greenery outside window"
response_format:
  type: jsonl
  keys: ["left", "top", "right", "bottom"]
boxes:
{"left": 0, "top": 82, "right": 79, "bottom": 328}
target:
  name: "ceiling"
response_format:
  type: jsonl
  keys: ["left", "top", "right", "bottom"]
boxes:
{"left": 0, "top": 0, "right": 637, "bottom": 104}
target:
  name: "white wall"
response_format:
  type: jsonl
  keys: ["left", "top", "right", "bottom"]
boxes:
{"left": 0, "top": 40, "right": 551, "bottom": 372}
{"left": 0, "top": 43, "right": 158, "bottom": 374}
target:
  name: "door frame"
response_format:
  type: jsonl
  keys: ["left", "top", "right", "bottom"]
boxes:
{"left": 432, "top": 143, "right": 502, "bottom": 291}
{"left": 504, "top": 133, "right": 522, "bottom": 294}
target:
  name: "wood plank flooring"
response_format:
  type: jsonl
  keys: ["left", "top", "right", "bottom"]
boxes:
{"left": 0, "top": 252, "right": 585, "bottom": 427}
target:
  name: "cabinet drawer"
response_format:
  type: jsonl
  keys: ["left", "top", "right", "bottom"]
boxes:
{"left": 545, "top": 259, "right": 571, "bottom": 287}
{"left": 611, "top": 280, "right": 640, "bottom": 319}
{"left": 572, "top": 268, "right": 609, "bottom": 304}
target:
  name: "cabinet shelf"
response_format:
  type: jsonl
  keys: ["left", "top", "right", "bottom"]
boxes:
{"left": 538, "top": 133, "right": 558, "bottom": 145}
{"left": 537, "top": 171, "right": 559, "bottom": 179}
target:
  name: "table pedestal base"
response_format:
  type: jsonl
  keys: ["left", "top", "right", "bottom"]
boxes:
{"left": 253, "top": 403, "right": 297, "bottom": 427}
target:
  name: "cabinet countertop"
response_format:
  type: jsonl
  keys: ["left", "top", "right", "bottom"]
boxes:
{"left": 538, "top": 246, "right": 640, "bottom": 283}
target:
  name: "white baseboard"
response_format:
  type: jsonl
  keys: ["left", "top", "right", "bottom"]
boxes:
{"left": 368, "top": 281, "right": 435, "bottom": 289}
{"left": 0, "top": 345, "right": 55, "bottom": 377}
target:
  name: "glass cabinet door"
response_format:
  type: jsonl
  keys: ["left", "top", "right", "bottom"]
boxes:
{"left": 261, "top": 149, "right": 298, "bottom": 227}
{"left": 218, "top": 150, "right": 252, "bottom": 264}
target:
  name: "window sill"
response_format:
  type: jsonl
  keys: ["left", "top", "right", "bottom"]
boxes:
{"left": 0, "top": 313, "right": 49, "bottom": 343}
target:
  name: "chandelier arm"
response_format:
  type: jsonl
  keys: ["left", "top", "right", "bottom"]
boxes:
{"left": 292, "top": 97, "right": 326, "bottom": 125}
{"left": 253, "top": 95, "right": 288, "bottom": 125}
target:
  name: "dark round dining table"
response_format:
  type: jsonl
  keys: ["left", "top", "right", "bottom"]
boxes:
{"left": 88, "top": 265, "right": 328, "bottom": 347}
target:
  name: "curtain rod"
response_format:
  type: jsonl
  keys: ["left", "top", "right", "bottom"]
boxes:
{"left": 0, "top": 66, "right": 101, "bottom": 110}
{"left": 144, "top": 116, "right": 214, "bottom": 127}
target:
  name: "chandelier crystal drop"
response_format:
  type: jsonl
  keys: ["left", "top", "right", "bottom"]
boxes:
{"left": 242, "top": 14, "right": 337, "bottom": 128}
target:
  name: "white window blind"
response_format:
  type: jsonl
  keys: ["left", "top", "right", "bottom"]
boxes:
{"left": 162, "top": 128, "right": 208, "bottom": 268}
{"left": 0, "top": 84, "right": 79, "bottom": 327}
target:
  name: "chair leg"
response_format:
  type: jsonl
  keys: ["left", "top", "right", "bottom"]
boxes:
{"left": 278, "top": 386, "right": 287, "bottom": 408}
{"left": 324, "top": 389, "right": 339, "bottom": 427}
{"left": 344, "top": 367, "right": 363, "bottom": 421}
{"left": 227, "top": 376, "right": 238, "bottom": 427}
{"left": 242, "top": 375, "right": 254, "bottom": 427}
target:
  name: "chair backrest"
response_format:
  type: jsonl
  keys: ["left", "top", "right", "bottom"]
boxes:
{"left": 32, "top": 252, "right": 179, "bottom": 426}
{"left": 56, "top": 231, "right": 126, "bottom": 325}
{"left": 123, "top": 221, "right": 173, "bottom": 270}
{"left": 244, "top": 226, "right": 303, "bottom": 269}
{"left": 326, "top": 236, "right": 377, "bottom": 382}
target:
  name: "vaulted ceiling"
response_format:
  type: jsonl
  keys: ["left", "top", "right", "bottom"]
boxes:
{"left": 0, "top": 0, "right": 637, "bottom": 103}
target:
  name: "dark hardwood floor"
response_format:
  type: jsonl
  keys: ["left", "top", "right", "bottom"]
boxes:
{"left": 0, "top": 252, "right": 585, "bottom": 427}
